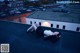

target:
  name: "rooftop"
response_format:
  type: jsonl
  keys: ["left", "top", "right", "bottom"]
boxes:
{"left": 27, "top": 11, "right": 80, "bottom": 24}
{"left": 0, "top": 21, "right": 80, "bottom": 53}
{"left": 27, "top": 4, "right": 80, "bottom": 24}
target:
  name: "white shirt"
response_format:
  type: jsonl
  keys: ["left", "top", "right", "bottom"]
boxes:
{"left": 44, "top": 30, "right": 60, "bottom": 37}
{"left": 44, "top": 30, "right": 53, "bottom": 36}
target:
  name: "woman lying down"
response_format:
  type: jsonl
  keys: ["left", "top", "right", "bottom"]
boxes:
{"left": 27, "top": 23, "right": 61, "bottom": 38}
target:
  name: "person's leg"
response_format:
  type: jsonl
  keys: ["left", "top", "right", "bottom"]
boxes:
{"left": 27, "top": 25, "right": 34, "bottom": 32}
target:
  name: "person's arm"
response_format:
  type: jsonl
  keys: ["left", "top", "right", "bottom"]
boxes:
{"left": 27, "top": 25, "right": 33, "bottom": 32}
{"left": 52, "top": 32, "right": 61, "bottom": 38}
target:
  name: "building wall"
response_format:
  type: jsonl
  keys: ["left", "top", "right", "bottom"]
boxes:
{"left": 26, "top": 18, "right": 80, "bottom": 32}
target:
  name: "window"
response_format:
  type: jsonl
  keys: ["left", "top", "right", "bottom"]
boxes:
{"left": 76, "top": 27, "right": 79, "bottom": 31}
{"left": 56, "top": 25, "right": 59, "bottom": 28}
{"left": 30, "top": 21, "right": 32, "bottom": 25}
{"left": 51, "top": 24, "right": 53, "bottom": 27}
{"left": 39, "top": 22, "right": 41, "bottom": 26}
{"left": 34, "top": 22, "right": 36, "bottom": 24}
{"left": 63, "top": 25, "right": 65, "bottom": 29}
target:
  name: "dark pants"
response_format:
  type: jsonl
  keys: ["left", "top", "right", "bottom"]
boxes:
{"left": 36, "top": 26, "right": 44, "bottom": 36}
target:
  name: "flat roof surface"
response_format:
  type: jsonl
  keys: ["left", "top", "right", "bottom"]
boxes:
{"left": 27, "top": 11, "right": 80, "bottom": 24}
{"left": 0, "top": 21, "right": 80, "bottom": 53}
{"left": 0, "top": 10, "right": 32, "bottom": 19}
